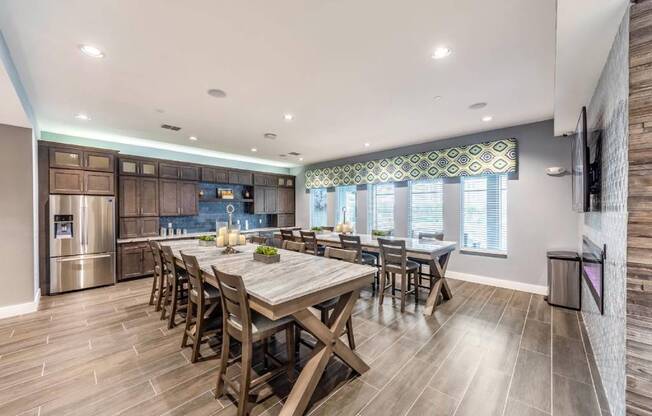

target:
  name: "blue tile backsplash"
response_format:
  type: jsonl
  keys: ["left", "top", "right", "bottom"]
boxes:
{"left": 160, "top": 183, "right": 273, "bottom": 232}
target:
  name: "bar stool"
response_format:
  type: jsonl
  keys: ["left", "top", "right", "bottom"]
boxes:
{"left": 409, "top": 232, "right": 444, "bottom": 291}
{"left": 211, "top": 265, "right": 295, "bottom": 416}
{"left": 148, "top": 240, "right": 166, "bottom": 312}
{"left": 339, "top": 234, "right": 378, "bottom": 289}
{"left": 248, "top": 235, "right": 267, "bottom": 245}
{"left": 159, "top": 245, "right": 188, "bottom": 328}
{"left": 299, "top": 231, "right": 324, "bottom": 255}
{"left": 378, "top": 238, "right": 419, "bottom": 313}
{"left": 180, "top": 252, "right": 221, "bottom": 362}
{"left": 282, "top": 240, "right": 306, "bottom": 253}
{"left": 280, "top": 229, "right": 295, "bottom": 242}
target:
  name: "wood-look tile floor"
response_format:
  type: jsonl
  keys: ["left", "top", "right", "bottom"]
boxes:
{"left": 0, "top": 277, "right": 610, "bottom": 416}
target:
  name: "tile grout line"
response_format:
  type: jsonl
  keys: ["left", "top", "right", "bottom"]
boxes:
{"left": 572, "top": 311, "right": 604, "bottom": 412}
{"left": 500, "top": 293, "right": 533, "bottom": 416}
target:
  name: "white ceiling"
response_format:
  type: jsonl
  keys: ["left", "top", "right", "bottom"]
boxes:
{"left": 0, "top": 56, "right": 30, "bottom": 128}
{"left": 0, "top": 0, "right": 556, "bottom": 166}
{"left": 554, "top": 0, "right": 629, "bottom": 136}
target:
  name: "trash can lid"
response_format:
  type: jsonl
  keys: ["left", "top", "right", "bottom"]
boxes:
{"left": 547, "top": 250, "right": 580, "bottom": 260}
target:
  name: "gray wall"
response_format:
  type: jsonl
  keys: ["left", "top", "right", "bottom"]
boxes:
{"left": 0, "top": 123, "right": 35, "bottom": 307}
{"left": 580, "top": 10, "right": 629, "bottom": 416}
{"left": 294, "top": 119, "right": 578, "bottom": 289}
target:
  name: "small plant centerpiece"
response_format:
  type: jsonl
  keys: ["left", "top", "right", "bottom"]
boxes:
{"left": 253, "top": 245, "right": 280, "bottom": 264}
{"left": 310, "top": 226, "right": 324, "bottom": 233}
{"left": 198, "top": 235, "right": 216, "bottom": 247}
{"left": 371, "top": 229, "right": 390, "bottom": 239}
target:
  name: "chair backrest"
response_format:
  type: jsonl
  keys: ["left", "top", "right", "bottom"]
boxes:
{"left": 282, "top": 240, "right": 306, "bottom": 253}
{"left": 321, "top": 226, "right": 335, "bottom": 232}
{"left": 160, "top": 244, "right": 178, "bottom": 280}
{"left": 249, "top": 235, "right": 267, "bottom": 245}
{"left": 339, "top": 234, "right": 363, "bottom": 263}
{"left": 377, "top": 238, "right": 407, "bottom": 271}
{"left": 324, "top": 247, "right": 357, "bottom": 263}
{"left": 148, "top": 240, "right": 164, "bottom": 278}
{"left": 299, "top": 231, "right": 318, "bottom": 253}
{"left": 211, "top": 265, "right": 252, "bottom": 341}
{"left": 418, "top": 231, "right": 444, "bottom": 241}
{"left": 180, "top": 251, "right": 204, "bottom": 296}
{"left": 280, "top": 229, "right": 295, "bottom": 241}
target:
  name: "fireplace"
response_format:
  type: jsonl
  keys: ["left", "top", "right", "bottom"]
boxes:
{"left": 582, "top": 236, "right": 605, "bottom": 314}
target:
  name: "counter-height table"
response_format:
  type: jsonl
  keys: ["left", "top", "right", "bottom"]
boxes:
{"left": 161, "top": 239, "right": 377, "bottom": 416}
{"left": 277, "top": 231, "right": 457, "bottom": 316}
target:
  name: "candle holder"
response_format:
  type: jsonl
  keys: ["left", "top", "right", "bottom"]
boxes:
{"left": 220, "top": 204, "right": 241, "bottom": 254}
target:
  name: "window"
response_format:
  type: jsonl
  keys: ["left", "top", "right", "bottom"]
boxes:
{"left": 336, "top": 185, "right": 356, "bottom": 228}
{"left": 369, "top": 183, "right": 394, "bottom": 232}
{"left": 310, "top": 188, "right": 328, "bottom": 227}
{"left": 461, "top": 174, "right": 507, "bottom": 253}
{"left": 409, "top": 179, "right": 443, "bottom": 238}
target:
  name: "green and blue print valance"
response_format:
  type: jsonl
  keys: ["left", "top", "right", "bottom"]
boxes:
{"left": 305, "top": 138, "right": 517, "bottom": 189}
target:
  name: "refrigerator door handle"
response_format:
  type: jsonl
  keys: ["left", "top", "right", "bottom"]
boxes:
{"left": 53, "top": 253, "right": 113, "bottom": 262}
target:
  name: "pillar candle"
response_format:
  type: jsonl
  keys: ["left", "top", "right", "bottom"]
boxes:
{"left": 228, "top": 232, "right": 238, "bottom": 246}
{"left": 239, "top": 235, "right": 246, "bottom": 245}
{"left": 216, "top": 236, "right": 224, "bottom": 247}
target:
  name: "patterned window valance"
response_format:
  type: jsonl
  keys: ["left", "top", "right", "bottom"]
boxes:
{"left": 304, "top": 138, "right": 517, "bottom": 189}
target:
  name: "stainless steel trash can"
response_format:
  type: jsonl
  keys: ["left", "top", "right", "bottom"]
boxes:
{"left": 546, "top": 251, "right": 581, "bottom": 310}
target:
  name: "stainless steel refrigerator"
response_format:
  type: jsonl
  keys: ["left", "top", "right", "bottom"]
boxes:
{"left": 49, "top": 195, "right": 116, "bottom": 294}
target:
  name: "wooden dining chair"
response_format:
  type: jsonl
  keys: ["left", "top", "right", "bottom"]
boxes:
{"left": 248, "top": 235, "right": 268, "bottom": 245}
{"left": 339, "top": 234, "right": 378, "bottom": 289}
{"left": 211, "top": 265, "right": 295, "bottom": 416}
{"left": 280, "top": 229, "right": 295, "bottom": 242}
{"left": 180, "top": 252, "right": 221, "bottom": 362}
{"left": 299, "top": 231, "right": 323, "bottom": 255}
{"left": 410, "top": 232, "right": 444, "bottom": 290}
{"left": 148, "top": 240, "right": 166, "bottom": 312}
{"left": 159, "top": 245, "right": 188, "bottom": 328}
{"left": 377, "top": 238, "right": 419, "bottom": 313}
{"left": 282, "top": 240, "right": 306, "bottom": 253}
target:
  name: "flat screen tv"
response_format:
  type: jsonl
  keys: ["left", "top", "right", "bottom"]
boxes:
{"left": 586, "top": 122, "right": 603, "bottom": 211}
{"left": 572, "top": 107, "right": 589, "bottom": 212}
{"left": 582, "top": 236, "right": 605, "bottom": 314}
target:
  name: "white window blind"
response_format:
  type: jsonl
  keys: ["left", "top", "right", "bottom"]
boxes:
{"left": 310, "top": 188, "right": 328, "bottom": 227}
{"left": 336, "top": 186, "right": 357, "bottom": 228}
{"left": 408, "top": 179, "right": 443, "bottom": 238}
{"left": 369, "top": 183, "right": 394, "bottom": 232}
{"left": 461, "top": 174, "right": 507, "bottom": 252}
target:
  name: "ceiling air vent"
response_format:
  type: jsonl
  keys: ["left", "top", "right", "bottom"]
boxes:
{"left": 161, "top": 124, "right": 182, "bottom": 131}
{"left": 278, "top": 154, "right": 287, "bottom": 157}
{"left": 288, "top": 152, "right": 301, "bottom": 156}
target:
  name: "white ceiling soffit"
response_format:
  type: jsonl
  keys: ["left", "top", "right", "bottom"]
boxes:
{"left": 0, "top": 53, "right": 30, "bottom": 128}
{"left": 554, "top": 0, "right": 629, "bottom": 136}
{"left": 0, "top": 0, "right": 555, "bottom": 165}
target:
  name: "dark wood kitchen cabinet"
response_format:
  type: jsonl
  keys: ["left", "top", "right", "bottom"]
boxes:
{"left": 254, "top": 173, "right": 277, "bottom": 187}
{"left": 49, "top": 147, "right": 84, "bottom": 170}
{"left": 159, "top": 163, "right": 200, "bottom": 181}
{"left": 119, "top": 217, "right": 159, "bottom": 238}
{"left": 119, "top": 177, "right": 159, "bottom": 217}
{"left": 83, "top": 171, "right": 114, "bottom": 195}
{"left": 277, "top": 187, "right": 295, "bottom": 214}
{"left": 119, "top": 242, "right": 155, "bottom": 281}
{"left": 50, "top": 169, "right": 84, "bottom": 194}
{"left": 277, "top": 214, "right": 295, "bottom": 228}
{"left": 119, "top": 157, "right": 158, "bottom": 177}
{"left": 159, "top": 180, "right": 198, "bottom": 216}
{"left": 229, "top": 170, "right": 253, "bottom": 186}
{"left": 201, "top": 167, "right": 229, "bottom": 183}
{"left": 254, "top": 186, "right": 277, "bottom": 214}
{"left": 83, "top": 151, "right": 114, "bottom": 172}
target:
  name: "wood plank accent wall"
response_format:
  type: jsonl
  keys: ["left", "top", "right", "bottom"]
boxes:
{"left": 628, "top": 2, "right": 652, "bottom": 414}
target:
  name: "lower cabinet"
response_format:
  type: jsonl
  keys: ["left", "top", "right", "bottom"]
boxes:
{"left": 118, "top": 242, "right": 155, "bottom": 281}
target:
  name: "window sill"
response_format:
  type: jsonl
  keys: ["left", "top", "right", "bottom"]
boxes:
{"left": 459, "top": 248, "right": 507, "bottom": 259}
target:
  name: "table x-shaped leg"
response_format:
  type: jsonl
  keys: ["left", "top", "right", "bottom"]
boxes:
{"left": 279, "top": 289, "right": 368, "bottom": 416}
{"left": 423, "top": 251, "right": 453, "bottom": 316}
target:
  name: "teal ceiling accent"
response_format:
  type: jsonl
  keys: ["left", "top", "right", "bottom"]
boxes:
{"left": 305, "top": 138, "right": 517, "bottom": 189}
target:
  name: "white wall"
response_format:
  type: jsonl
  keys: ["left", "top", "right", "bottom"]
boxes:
{"left": 294, "top": 120, "right": 578, "bottom": 292}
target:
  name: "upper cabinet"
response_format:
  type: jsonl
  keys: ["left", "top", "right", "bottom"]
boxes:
{"left": 119, "top": 177, "right": 159, "bottom": 217}
{"left": 277, "top": 176, "right": 294, "bottom": 188}
{"left": 83, "top": 151, "right": 114, "bottom": 172}
{"left": 201, "top": 167, "right": 229, "bottom": 183}
{"left": 119, "top": 157, "right": 158, "bottom": 177}
{"left": 254, "top": 174, "right": 278, "bottom": 187}
{"left": 49, "top": 147, "right": 115, "bottom": 172}
{"left": 159, "top": 180, "right": 198, "bottom": 216}
{"left": 159, "top": 163, "right": 200, "bottom": 181}
{"left": 229, "top": 170, "right": 253, "bottom": 186}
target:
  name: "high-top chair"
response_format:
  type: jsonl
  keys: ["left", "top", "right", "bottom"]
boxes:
{"left": 248, "top": 235, "right": 267, "bottom": 245}
{"left": 159, "top": 244, "right": 188, "bottom": 328}
{"left": 299, "top": 230, "right": 324, "bottom": 255}
{"left": 148, "top": 240, "right": 166, "bottom": 312}
{"left": 211, "top": 266, "right": 295, "bottom": 416}
{"left": 282, "top": 240, "right": 306, "bottom": 253}
{"left": 280, "top": 229, "right": 295, "bottom": 242}
{"left": 339, "top": 234, "right": 378, "bottom": 289}
{"left": 409, "top": 232, "right": 444, "bottom": 291}
{"left": 378, "top": 238, "right": 419, "bottom": 313}
{"left": 180, "top": 252, "right": 221, "bottom": 362}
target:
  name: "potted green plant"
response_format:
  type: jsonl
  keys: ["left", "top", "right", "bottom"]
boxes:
{"left": 253, "top": 245, "right": 280, "bottom": 264}
{"left": 198, "top": 235, "right": 216, "bottom": 247}
{"left": 310, "top": 226, "right": 324, "bottom": 233}
{"left": 371, "top": 229, "right": 390, "bottom": 239}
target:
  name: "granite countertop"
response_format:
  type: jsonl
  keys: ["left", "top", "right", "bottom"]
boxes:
{"left": 117, "top": 226, "right": 300, "bottom": 244}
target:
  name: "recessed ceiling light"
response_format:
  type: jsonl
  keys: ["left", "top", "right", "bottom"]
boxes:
{"left": 251, "top": 148, "right": 257, "bottom": 152}
{"left": 75, "top": 113, "right": 91, "bottom": 121}
{"left": 79, "top": 44, "right": 104, "bottom": 58}
{"left": 189, "top": 136, "right": 198, "bottom": 141}
{"left": 364, "top": 142, "right": 371, "bottom": 147}
{"left": 469, "top": 102, "right": 487, "bottom": 110}
{"left": 299, "top": 157, "right": 304, "bottom": 161}
{"left": 283, "top": 113, "right": 294, "bottom": 121}
{"left": 482, "top": 115, "right": 493, "bottom": 122}
{"left": 432, "top": 47, "right": 452, "bottom": 60}
{"left": 264, "top": 133, "right": 277, "bottom": 140}
{"left": 207, "top": 89, "right": 227, "bottom": 98}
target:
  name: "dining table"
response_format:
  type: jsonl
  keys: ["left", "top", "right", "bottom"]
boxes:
{"left": 275, "top": 231, "right": 457, "bottom": 315}
{"left": 161, "top": 239, "right": 377, "bottom": 416}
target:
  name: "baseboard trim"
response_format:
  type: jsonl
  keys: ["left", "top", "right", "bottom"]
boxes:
{"left": 446, "top": 270, "right": 548, "bottom": 295}
{"left": 0, "top": 289, "right": 40, "bottom": 319}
